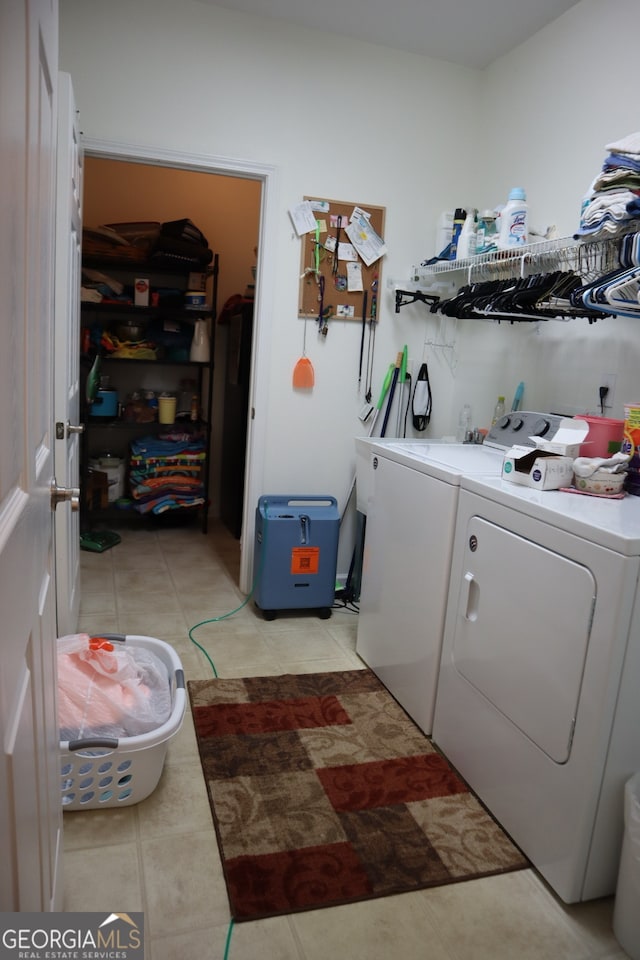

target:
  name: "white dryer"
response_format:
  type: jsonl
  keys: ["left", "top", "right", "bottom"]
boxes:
{"left": 355, "top": 412, "right": 563, "bottom": 735}
{"left": 433, "top": 475, "right": 640, "bottom": 902}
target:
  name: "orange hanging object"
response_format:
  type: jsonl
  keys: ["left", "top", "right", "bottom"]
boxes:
{"left": 293, "top": 313, "right": 314, "bottom": 389}
{"left": 293, "top": 356, "right": 315, "bottom": 389}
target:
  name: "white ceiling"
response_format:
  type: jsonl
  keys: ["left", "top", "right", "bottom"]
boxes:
{"left": 199, "top": 0, "right": 582, "bottom": 69}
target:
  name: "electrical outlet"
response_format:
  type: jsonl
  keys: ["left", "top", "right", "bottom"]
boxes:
{"left": 600, "top": 374, "right": 617, "bottom": 410}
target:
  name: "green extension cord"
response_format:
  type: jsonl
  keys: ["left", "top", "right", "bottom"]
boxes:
{"left": 188, "top": 597, "right": 249, "bottom": 956}
{"left": 223, "top": 918, "right": 234, "bottom": 960}
{"left": 187, "top": 509, "right": 271, "bottom": 957}
{"left": 188, "top": 591, "right": 253, "bottom": 678}
{"left": 188, "top": 509, "right": 270, "bottom": 675}
{"left": 188, "top": 572, "right": 258, "bottom": 957}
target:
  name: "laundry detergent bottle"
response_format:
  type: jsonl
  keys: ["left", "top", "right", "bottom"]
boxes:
{"left": 497, "top": 187, "right": 528, "bottom": 249}
{"left": 449, "top": 208, "right": 466, "bottom": 259}
{"left": 456, "top": 210, "right": 477, "bottom": 260}
{"left": 476, "top": 209, "right": 498, "bottom": 253}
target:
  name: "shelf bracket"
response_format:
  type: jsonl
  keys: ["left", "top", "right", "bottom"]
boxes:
{"left": 394, "top": 289, "right": 440, "bottom": 314}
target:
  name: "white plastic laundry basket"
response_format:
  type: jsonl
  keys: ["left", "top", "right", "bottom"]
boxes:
{"left": 59, "top": 634, "right": 186, "bottom": 810}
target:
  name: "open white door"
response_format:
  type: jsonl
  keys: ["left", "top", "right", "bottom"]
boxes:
{"left": 0, "top": 0, "right": 66, "bottom": 910}
{"left": 54, "top": 71, "right": 83, "bottom": 637}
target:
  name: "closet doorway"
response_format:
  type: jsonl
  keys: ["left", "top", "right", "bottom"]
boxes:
{"left": 81, "top": 141, "right": 277, "bottom": 592}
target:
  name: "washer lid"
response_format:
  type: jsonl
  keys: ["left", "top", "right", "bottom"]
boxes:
{"left": 364, "top": 439, "right": 504, "bottom": 482}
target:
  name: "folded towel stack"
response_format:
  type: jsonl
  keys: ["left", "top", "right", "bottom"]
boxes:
{"left": 575, "top": 132, "right": 640, "bottom": 239}
{"left": 129, "top": 432, "right": 207, "bottom": 515}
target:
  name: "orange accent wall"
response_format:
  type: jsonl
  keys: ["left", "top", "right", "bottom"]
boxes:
{"left": 83, "top": 157, "right": 261, "bottom": 313}
{"left": 82, "top": 156, "right": 261, "bottom": 518}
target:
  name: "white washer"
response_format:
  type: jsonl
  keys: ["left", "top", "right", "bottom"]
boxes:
{"left": 355, "top": 412, "right": 562, "bottom": 734}
{"left": 432, "top": 475, "right": 640, "bottom": 903}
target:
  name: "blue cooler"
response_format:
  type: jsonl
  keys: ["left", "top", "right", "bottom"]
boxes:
{"left": 253, "top": 495, "right": 339, "bottom": 619}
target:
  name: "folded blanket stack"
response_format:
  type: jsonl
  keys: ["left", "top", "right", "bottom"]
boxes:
{"left": 129, "top": 432, "right": 207, "bottom": 515}
{"left": 576, "top": 132, "right": 640, "bottom": 239}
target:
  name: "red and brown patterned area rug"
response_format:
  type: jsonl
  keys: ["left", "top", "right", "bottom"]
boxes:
{"left": 187, "top": 669, "right": 528, "bottom": 921}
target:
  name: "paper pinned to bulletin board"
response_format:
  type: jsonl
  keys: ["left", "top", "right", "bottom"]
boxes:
{"left": 294, "top": 197, "right": 386, "bottom": 321}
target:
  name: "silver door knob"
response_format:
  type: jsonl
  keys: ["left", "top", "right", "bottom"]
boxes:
{"left": 50, "top": 480, "right": 80, "bottom": 512}
{"left": 56, "top": 421, "right": 85, "bottom": 439}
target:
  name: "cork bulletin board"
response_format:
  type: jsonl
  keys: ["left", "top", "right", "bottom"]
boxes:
{"left": 297, "top": 197, "right": 386, "bottom": 322}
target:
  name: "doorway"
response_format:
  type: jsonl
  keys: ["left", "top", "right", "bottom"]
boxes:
{"left": 80, "top": 138, "right": 278, "bottom": 592}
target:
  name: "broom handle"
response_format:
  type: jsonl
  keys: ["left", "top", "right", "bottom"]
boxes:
{"left": 341, "top": 362, "right": 394, "bottom": 517}
{"left": 380, "top": 352, "right": 403, "bottom": 438}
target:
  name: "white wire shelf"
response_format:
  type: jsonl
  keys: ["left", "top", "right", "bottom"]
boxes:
{"left": 413, "top": 227, "right": 640, "bottom": 284}
{"left": 418, "top": 236, "right": 580, "bottom": 276}
{"left": 391, "top": 226, "right": 640, "bottom": 340}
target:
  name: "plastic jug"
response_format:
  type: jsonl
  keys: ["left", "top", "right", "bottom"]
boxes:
{"left": 456, "top": 404, "right": 472, "bottom": 442}
{"left": 190, "top": 319, "right": 210, "bottom": 362}
{"left": 476, "top": 209, "right": 498, "bottom": 253}
{"left": 497, "top": 188, "right": 528, "bottom": 249}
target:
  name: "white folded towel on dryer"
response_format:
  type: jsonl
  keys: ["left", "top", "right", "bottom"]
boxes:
{"left": 572, "top": 452, "right": 630, "bottom": 478}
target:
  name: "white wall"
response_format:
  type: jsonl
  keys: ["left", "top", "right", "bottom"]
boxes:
{"left": 482, "top": 0, "right": 640, "bottom": 419}
{"left": 58, "top": 0, "right": 487, "bottom": 577}
{"left": 59, "top": 0, "right": 640, "bottom": 577}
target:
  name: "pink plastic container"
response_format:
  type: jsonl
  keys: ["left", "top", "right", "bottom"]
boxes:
{"left": 578, "top": 415, "right": 624, "bottom": 458}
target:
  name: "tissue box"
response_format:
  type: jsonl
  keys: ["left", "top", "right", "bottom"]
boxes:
{"left": 501, "top": 418, "right": 588, "bottom": 489}
{"left": 530, "top": 417, "right": 589, "bottom": 457}
{"left": 502, "top": 448, "right": 575, "bottom": 490}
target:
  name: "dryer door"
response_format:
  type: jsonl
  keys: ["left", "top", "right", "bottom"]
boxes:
{"left": 452, "top": 516, "right": 595, "bottom": 763}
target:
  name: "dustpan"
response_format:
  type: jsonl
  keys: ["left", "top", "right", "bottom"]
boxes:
{"left": 80, "top": 530, "right": 121, "bottom": 553}
{"left": 293, "top": 316, "right": 314, "bottom": 389}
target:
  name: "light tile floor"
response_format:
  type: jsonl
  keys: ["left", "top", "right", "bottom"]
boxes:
{"left": 63, "top": 521, "right": 629, "bottom": 960}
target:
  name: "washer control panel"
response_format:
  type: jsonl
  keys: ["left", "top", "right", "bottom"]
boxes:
{"left": 484, "top": 411, "right": 565, "bottom": 450}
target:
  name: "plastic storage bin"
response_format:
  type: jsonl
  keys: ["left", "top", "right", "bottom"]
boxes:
{"left": 578, "top": 415, "right": 624, "bottom": 458}
{"left": 253, "top": 495, "right": 339, "bottom": 619}
{"left": 613, "top": 772, "right": 640, "bottom": 959}
{"left": 59, "top": 634, "right": 185, "bottom": 809}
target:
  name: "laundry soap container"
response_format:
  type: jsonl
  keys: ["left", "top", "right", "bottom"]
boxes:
{"left": 497, "top": 187, "right": 528, "bottom": 248}
{"left": 89, "top": 454, "right": 125, "bottom": 502}
{"left": 253, "top": 495, "right": 339, "bottom": 620}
